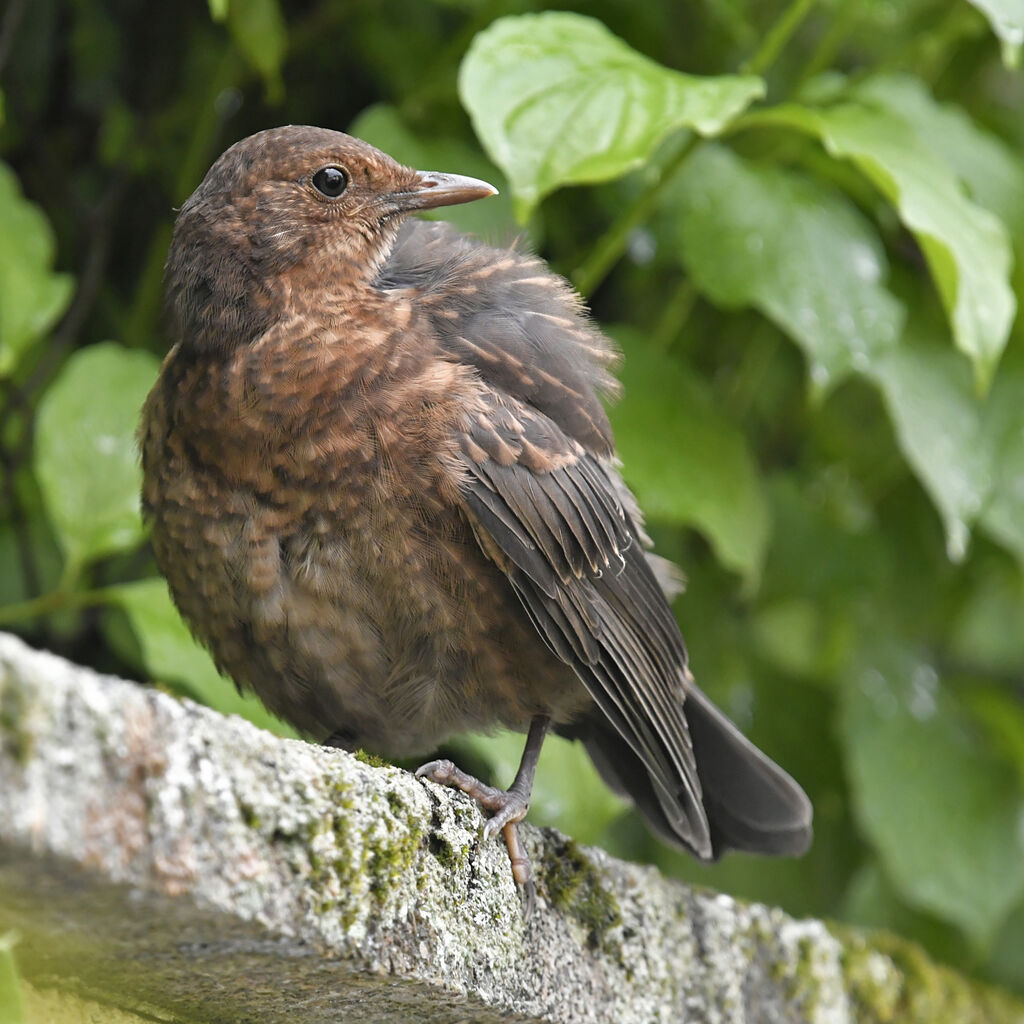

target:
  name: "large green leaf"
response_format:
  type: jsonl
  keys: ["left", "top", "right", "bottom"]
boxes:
{"left": 459, "top": 12, "right": 764, "bottom": 219}
{"left": 109, "top": 577, "right": 297, "bottom": 738}
{"left": 867, "top": 343, "right": 990, "bottom": 562}
{"left": 840, "top": 647, "right": 1024, "bottom": 948}
{"left": 978, "top": 365, "right": 1024, "bottom": 566}
{"left": 349, "top": 104, "right": 520, "bottom": 242}
{"left": 0, "top": 162, "right": 73, "bottom": 377}
{"left": 752, "top": 101, "right": 1016, "bottom": 392}
{"left": 964, "top": 685, "right": 1024, "bottom": 790}
{"left": 853, "top": 74, "right": 1024, "bottom": 240}
{"left": 33, "top": 343, "right": 158, "bottom": 574}
{"left": 670, "top": 143, "right": 904, "bottom": 395}
{"left": 965, "top": 0, "right": 1024, "bottom": 65}
{"left": 609, "top": 328, "right": 769, "bottom": 584}
{"left": 841, "top": 861, "right": 972, "bottom": 966}
{"left": 949, "top": 565, "right": 1024, "bottom": 677}
{"left": 867, "top": 339, "right": 1024, "bottom": 566}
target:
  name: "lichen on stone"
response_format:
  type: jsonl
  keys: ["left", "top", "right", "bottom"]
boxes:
{"left": 0, "top": 678, "right": 34, "bottom": 766}
{"left": 838, "top": 928, "right": 1024, "bottom": 1024}
{"left": 541, "top": 835, "right": 622, "bottom": 954}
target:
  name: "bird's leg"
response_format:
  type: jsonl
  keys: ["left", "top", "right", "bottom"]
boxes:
{"left": 417, "top": 715, "right": 551, "bottom": 905}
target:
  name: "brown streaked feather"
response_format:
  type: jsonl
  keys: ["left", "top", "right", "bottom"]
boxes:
{"left": 453, "top": 389, "right": 713, "bottom": 857}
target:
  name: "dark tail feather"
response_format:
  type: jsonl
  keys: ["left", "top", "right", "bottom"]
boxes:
{"left": 558, "top": 714, "right": 698, "bottom": 852}
{"left": 561, "top": 684, "right": 812, "bottom": 859}
{"left": 685, "top": 682, "right": 812, "bottom": 857}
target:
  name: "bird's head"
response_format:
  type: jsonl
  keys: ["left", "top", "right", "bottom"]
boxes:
{"left": 164, "top": 125, "right": 497, "bottom": 354}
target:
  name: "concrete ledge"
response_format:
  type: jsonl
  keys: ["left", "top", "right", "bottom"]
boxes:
{"left": 1, "top": 631, "right": 1022, "bottom": 1024}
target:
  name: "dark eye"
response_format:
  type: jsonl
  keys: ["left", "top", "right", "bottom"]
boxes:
{"left": 311, "top": 166, "right": 349, "bottom": 198}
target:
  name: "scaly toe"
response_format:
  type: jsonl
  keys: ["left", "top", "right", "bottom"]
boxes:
{"left": 482, "top": 796, "right": 530, "bottom": 840}
{"left": 415, "top": 758, "right": 455, "bottom": 784}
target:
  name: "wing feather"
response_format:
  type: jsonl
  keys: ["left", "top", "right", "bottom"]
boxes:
{"left": 455, "top": 392, "right": 713, "bottom": 857}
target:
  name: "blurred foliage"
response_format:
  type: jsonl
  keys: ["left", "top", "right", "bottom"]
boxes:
{"left": 0, "top": 0, "right": 1023, "bottom": 1002}
{"left": 0, "top": 932, "right": 23, "bottom": 1024}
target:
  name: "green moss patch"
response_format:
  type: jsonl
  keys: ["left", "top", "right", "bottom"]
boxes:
{"left": 541, "top": 837, "right": 622, "bottom": 954}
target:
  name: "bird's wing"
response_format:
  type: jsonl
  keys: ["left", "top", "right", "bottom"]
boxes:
{"left": 381, "top": 222, "right": 810, "bottom": 858}
{"left": 453, "top": 389, "right": 713, "bottom": 857}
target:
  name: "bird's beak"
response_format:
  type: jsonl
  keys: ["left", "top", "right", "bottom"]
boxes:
{"left": 394, "top": 170, "right": 499, "bottom": 211}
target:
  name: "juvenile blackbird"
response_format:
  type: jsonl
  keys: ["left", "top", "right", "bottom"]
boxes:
{"left": 141, "top": 126, "right": 812, "bottom": 902}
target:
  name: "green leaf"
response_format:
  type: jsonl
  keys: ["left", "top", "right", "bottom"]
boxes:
{"left": 965, "top": 0, "right": 1024, "bottom": 66}
{"left": 978, "top": 365, "right": 1024, "bottom": 566}
{"left": 964, "top": 685, "right": 1024, "bottom": 790}
{"left": 853, "top": 74, "right": 1024, "bottom": 240}
{"left": 751, "top": 598, "right": 852, "bottom": 679}
{"left": 109, "top": 578, "right": 298, "bottom": 739}
{"left": 867, "top": 342, "right": 990, "bottom": 562}
{"left": 866, "top": 339, "right": 1024, "bottom": 566}
{"left": 841, "top": 862, "right": 972, "bottom": 965}
{"left": 988, "top": 902, "right": 1024, "bottom": 995}
{"left": 0, "top": 933, "right": 22, "bottom": 1024}
{"left": 753, "top": 101, "right": 1016, "bottom": 392}
{"left": 33, "top": 342, "right": 159, "bottom": 574}
{"left": 0, "top": 162, "right": 74, "bottom": 377}
{"left": 671, "top": 144, "right": 904, "bottom": 395}
{"left": 840, "top": 648, "right": 1024, "bottom": 948}
{"left": 348, "top": 104, "right": 521, "bottom": 242}
{"left": 459, "top": 12, "right": 764, "bottom": 219}
{"left": 609, "top": 328, "right": 769, "bottom": 584}
{"left": 949, "top": 566, "right": 1024, "bottom": 675}
{"left": 226, "top": 0, "right": 286, "bottom": 101}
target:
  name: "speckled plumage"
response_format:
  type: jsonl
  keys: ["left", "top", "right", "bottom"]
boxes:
{"left": 141, "top": 126, "right": 812, "bottom": 876}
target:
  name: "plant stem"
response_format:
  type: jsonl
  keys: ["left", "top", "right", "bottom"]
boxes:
{"left": 651, "top": 280, "right": 698, "bottom": 353}
{"left": 122, "top": 48, "right": 244, "bottom": 349}
{"left": 792, "top": 4, "right": 857, "bottom": 94}
{"left": 741, "top": 0, "right": 818, "bottom": 77}
{"left": 572, "top": 133, "right": 699, "bottom": 299}
{"left": 0, "top": 585, "right": 120, "bottom": 627}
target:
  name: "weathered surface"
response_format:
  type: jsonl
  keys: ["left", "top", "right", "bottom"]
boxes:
{"left": 1, "top": 630, "right": 1021, "bottom": 1024}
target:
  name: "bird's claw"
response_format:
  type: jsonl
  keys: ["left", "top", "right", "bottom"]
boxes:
{"left": 415, "top": 758, "right": 456, "bottom": 785}
{"left": 482, "top": 793, "right": 530, "bottom": 840}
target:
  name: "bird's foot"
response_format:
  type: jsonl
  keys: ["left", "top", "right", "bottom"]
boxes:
{"left": 415, "top": 758, "right": 531, "bottom": 836}
{"left": 416, "top": 757, "right": 536, "bottom": 913}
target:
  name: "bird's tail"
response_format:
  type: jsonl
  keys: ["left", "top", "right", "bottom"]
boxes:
{"left": 562, "top": 682, "right": 812, "bottom": 859}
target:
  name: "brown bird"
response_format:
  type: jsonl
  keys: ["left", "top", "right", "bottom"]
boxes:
{"left": 140, "top": 125, "right": 812, "bottom": 905}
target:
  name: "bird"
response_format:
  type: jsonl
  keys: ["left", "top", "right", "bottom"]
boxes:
{"left": 140, "top": 125, "right": 812, "bottom": 907}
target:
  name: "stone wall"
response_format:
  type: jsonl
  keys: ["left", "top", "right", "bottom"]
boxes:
{"left": 1, "top": 632, "right": 1021, "bottom": 1024}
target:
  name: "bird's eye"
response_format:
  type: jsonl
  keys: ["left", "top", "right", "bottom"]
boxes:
{"left": 311, "top": 166, "right": 349, "bottom": 199}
